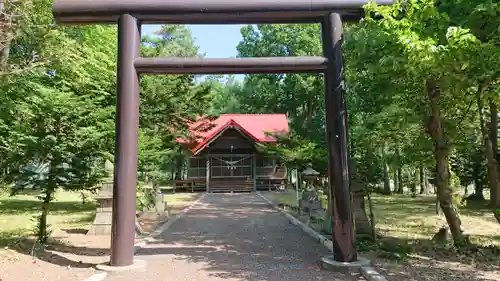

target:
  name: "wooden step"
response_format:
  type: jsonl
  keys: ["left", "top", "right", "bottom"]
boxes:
{"left": 209, "top": 179, "right": 253, "bottom": 193}
{"left": 208, "top": 188, "right": 253, "bottom": 193}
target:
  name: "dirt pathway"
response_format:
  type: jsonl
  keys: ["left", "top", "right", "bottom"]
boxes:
{"left": 105, "top": 193, "right": 362, "bottom": 281}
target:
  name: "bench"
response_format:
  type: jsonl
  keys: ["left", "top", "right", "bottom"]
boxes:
{"left": 171, "top": 179, "right": 205, "bottom": 192}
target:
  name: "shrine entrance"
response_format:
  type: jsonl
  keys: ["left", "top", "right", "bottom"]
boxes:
{"left": 52, "top": 0, "right": 393, "bottom": 268}
{"left": 211, "top": 155, "right": 252, "bottom": 179}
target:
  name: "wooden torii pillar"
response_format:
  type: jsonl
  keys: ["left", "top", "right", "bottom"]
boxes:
{"left": 52, "top": 0, "right": 393, "bottom": 268}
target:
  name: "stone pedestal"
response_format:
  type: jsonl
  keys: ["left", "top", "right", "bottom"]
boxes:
{"left": 323, "top": 196, "right": 333, "bottom": 235}
{"left": 96, "top": 259, "right": 147, "bottom": 272}
{"left": 353, "top": 190, "right": 373, "bottom": 237}
{"left": 87, "top": 182, "right": 113, "bottom": 235}
{"left": 320, "top": 256, "right": 371, "bottom": 273}
{"left": 350, "top": 160, "right": 374, "bottom": 239}
{"left": 320, "top": 193, "right": 372, "bottom": 238}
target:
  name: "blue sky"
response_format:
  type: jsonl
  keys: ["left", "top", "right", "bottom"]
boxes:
{"left": 142, "top": 25, "right": 245, "bottom": 80}
{"left": 142, "top": 24, "right": 245, "bottom": 58}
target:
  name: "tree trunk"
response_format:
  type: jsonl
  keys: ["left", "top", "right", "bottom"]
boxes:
{"left": 469, "top": 152, "right": 485, "bottom": 200}
{"left": 0, "top": 41, "right": 11, "bottom": 70}
{"left": 419, "top": 166, "right": 426, "bottom": 194}
{"left": 38, "top": 189, "right": 54, "bottom": 243}
{"left": 367, "top": 192, "right": 376, "bottom": 239}
{"left": 393, "top": 170, "right": 398, "bottom": 194}
{"left": 477, "top": 90, "right": 500, "bottom": 223}
{"left": 425, "top": 80, "right": 464, "bottom": 244}
{"left": 490, "top": 99, "right": 498, "bottom": 162}
{"left": 0, "top": 1, "right": 13, "bottom": 71}
{"left": 397, "top": 167, "right": 404, "bottom": 193}
{"left": 488, "top": 99, "right": 499, "bottom": 214}
{"left": 174, "top": 154, "right": 184, "bottom": 180}
{"left": 408, "top": 167, "right": 417, "bottom": 197}
{"left": 410, "top": 182, "right": 417, "bottom": 197}
{"left": 434, "top": 184, "right": 440, "bottom": 215}
{"left": 170, "top": 160, "right": 175, "bottom": 180}
{"left": 410, "top": 177, "right": 417, "bottom": 198}
{"left": 473, "top": 182, "right": 485, "bottom": 200}
{"left": 383, "top": 163, "right": 391, "bottom": 195}
{"left": 303, "top": 76, "right": 319, "bottom": 135}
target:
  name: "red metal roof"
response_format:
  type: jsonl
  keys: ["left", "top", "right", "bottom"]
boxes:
{"left": 177, "top": 114, "right": 290, "bottom": 152}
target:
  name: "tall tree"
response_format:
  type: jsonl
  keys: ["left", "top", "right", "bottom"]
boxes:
{"left": 138, "top": 25, "right": 214, "bottom": 184}
{"left": 1, "top": 0, "right": 117, "bottom": 242}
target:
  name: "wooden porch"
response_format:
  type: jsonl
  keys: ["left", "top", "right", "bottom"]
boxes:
{"left": 172, "top": 154, "right": 287, "bottom": 193}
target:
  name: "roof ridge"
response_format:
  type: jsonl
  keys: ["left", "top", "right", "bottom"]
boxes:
{"left": 176, "top": 113, "right": 290, "bottom": 146}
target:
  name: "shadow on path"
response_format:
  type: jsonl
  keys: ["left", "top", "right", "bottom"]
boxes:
{"left": 106, "top": 193, "right": 362, "bottom": 281}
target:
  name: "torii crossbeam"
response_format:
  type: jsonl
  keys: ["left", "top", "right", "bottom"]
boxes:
{"left": 52, "top": 0, "right": 393, "bottom": 268}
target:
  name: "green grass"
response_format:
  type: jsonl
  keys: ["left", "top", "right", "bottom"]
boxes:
{"left": 0, "top": 189, "right": 96, "bottom": 247}
{"left": 158, "top": 185, "right": 174, "bottom": 191}
{"left": 0, "top": 188, "right": 202, "bottom": 248}
{"left": 370, "top": 194, "right": 500, "bottom": 245}
{"left": 273, "top": 191, "right": 500, "bottom": 246}
{"left": 163, "top": 192, "right": 200, "bottom": 207}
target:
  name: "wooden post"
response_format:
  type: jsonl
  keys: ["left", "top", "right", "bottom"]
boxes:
{"left": 322, "top": 12, "right": 357, "bottom": 262}
{"left": 206, "top": 155, "right": 210, "bottom": 193}
{"left": 252, "top": 154, "right": 257, "bottom": 191}
{"left": 110, "top": 14, "right": 141, "bottom": 267}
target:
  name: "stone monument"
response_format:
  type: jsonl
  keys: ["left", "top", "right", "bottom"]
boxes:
{"left": 87, "top": 160, "right": 114, "bottom": 235}
{"left": 153, "top": 190, "right": 166, "bottom": 213}
{"left": 321, "top": 160, "right": 374, "bottom": 238}
{"left": 141, "top": 180, "right": 166, "bottom": 213}
{"left": 350, "top": 160, "right": 374, "bottom": 239}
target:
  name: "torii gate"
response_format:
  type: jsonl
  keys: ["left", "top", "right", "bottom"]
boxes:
{"left": 52, "top": 0, "right": 393, "bottom": 268}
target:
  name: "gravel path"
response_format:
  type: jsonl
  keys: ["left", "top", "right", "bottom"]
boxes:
{"left": 105, "top": 193, "right": 362, "bottom": 281}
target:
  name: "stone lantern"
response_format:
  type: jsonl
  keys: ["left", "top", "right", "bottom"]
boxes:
{"left": 301, "top": 163, "right": 319, "bottom": 192}
{"left": 87, "top": 160, "right": 114, "bottom": 235}
{"left": 299, "top": 163, "right": 321, "bottom": 216}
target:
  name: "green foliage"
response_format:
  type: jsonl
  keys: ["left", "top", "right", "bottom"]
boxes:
{"left": 0, "top": 1, "right": 215, "bottom": 241}
{"left": 221, "top": 0, "right": 500, "bottom": 246}
{"left": 136, "top": 183, "right": 156, "bottom": 211}
{"left": 205, "top": 75, "right": 246, "bottom": 114}
{"left": 233, "top": 24, "right": 333, "bottom": 173}
{"left": 138, "top": 26, "right": 215, "bottom": 184}
{"left": 258, "top": 133, "right": 328, "bottom": 172}
{"left": 236, "top": 24, "right": 326, "bottom": 143}
{"left": 0, "top": 0, "right": 118, "bottom": 242}
{"left": 1, "top": 0, "right": 498, "bottom": 256}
